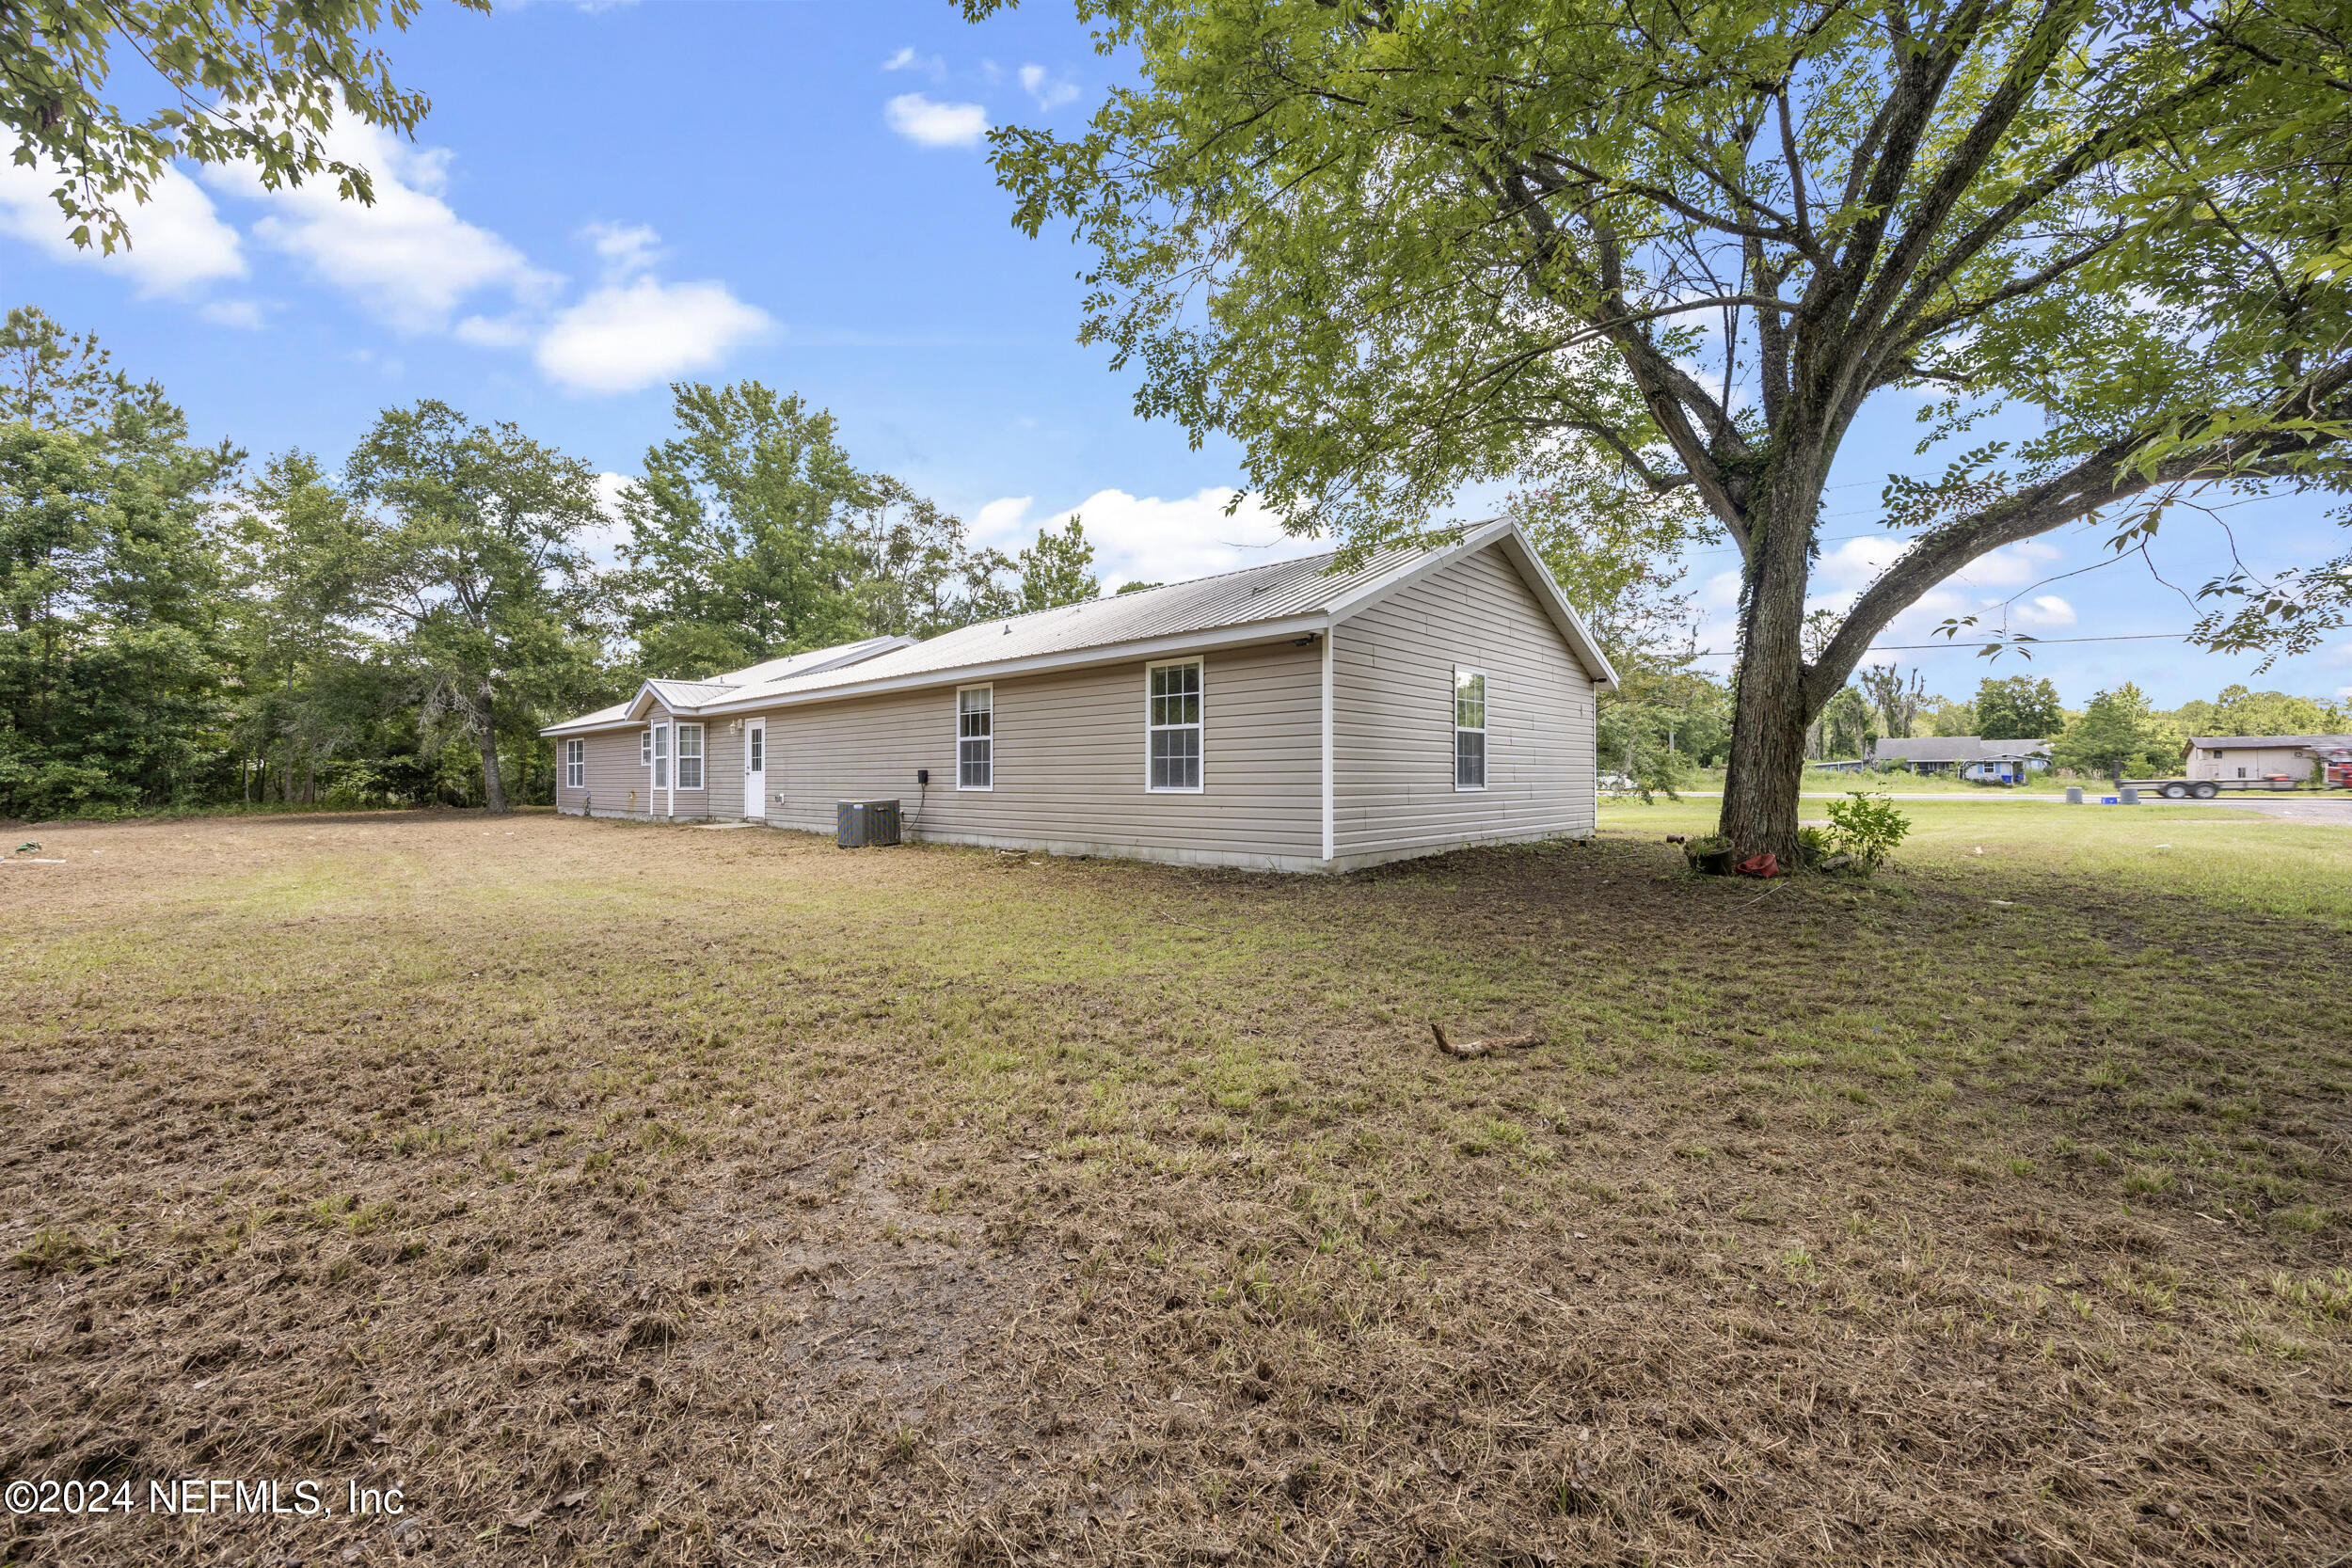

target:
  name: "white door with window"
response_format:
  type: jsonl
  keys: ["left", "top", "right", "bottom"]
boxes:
{"left": 744, "top": 719, "right": 767, "bottom": 820}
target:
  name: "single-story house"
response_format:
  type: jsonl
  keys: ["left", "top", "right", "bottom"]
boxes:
{"left": 2183, "top": 735, "right": 2352, "bottom": 784}
{"left": 1867, "top": 736, "right": 2052, "bottom": 782}
{"left": 541, "top": 520, "right": 1618, "bottom": 874}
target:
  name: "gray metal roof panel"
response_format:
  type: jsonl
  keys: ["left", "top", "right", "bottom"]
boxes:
{"left": 734, "top": 539, "right": 1444, "bottom": 702}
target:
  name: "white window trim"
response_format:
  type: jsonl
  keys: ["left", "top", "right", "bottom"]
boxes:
{"left": 1454, "top": 665, "right": 1488, "bottom": 792}
{"left": 641, "top": 728, "right": 652, "bottom": 768}
{"left": 956, "top": 683, "right": 994, "bottom": 792}
{"left": 675, "top": 722, "right": 705, "bottom": 791}
{"left": 564, "top": 738, "right": 585, "bottom": 790}
{"left": 651, "top": 721, "right": 670, "bottom": 790}
{"left": 1146, "top": 657, "right": 1206, "bottom": 794}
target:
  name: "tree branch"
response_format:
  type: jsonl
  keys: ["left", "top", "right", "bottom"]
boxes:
{"left": 1807, "top": 362, "right": 2352, "bottom": 709}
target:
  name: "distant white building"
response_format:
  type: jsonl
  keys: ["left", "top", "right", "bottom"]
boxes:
{"left": 1868, "top": 736, "right": 2052, "bottom": 784}
{"left": 2182, "top": 736, "right": 2352, "bottom": 784}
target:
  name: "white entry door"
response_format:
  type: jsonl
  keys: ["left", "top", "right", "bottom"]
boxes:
{"left": 743, "top": 719, "right": 767, "bottom": 821}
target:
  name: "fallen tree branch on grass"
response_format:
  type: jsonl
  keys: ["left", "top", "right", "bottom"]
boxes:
{"left": 1430, "top": 1022, "right": 1542, "bottom": 1059}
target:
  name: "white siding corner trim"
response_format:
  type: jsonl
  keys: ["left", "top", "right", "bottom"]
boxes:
{"left": 1321, "top": 630, "right": 1334, "bottom": 863}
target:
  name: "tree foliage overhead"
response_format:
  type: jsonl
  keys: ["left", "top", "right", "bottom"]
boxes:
{"left": 968, "top": 0, "right": 2352, "bottom": 853}
{"left": 3, "top": 0, "right": 486, "bottom": 253}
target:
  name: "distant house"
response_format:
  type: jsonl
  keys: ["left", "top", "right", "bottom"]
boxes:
{"left": 540, "top": 520, "right": 1619, "bottom": 874}
{"left": 1867, "top": 736, "right": 2052, "bottom": 783}
{"left": 2182, "top": 735, "right": 2352, "bottom": 784}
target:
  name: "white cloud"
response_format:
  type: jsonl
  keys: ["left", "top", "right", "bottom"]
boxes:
{"left": 453, "top": 313, "right": 535, "bottom": 350}
{"left": 977, "top": 487, "right": 1318, "bottom": 591}
{"left": 0, "top": 152, "right": 245, "bottom": 296}
{"left": 1697, "top": 569, "right": 1743, "bottom": 611}
{"left": 882, "top": 46, "right": 944, "bottom": 76}
{"left": 1813, "top": 535, "right": 1907, "bottom": 593}
{"left": 1951, "top": 538, "right": 2062, "bottom": 589}
{"left": 2014, "top": 594, "right": 2077, "bottom": 627}
{"left": 578, "top": 471, "right": 637, "bottom": 563}
{"left": 1019, "top": 64, "right": 1080, "bottom": 110}
{"left": 535, "top": 274, "right": 771, "bottom": 395}
{"left": 885, "top": 94, "right": 989, "bottom": 149}
{"left": 586, "top": 220, "right": 661, "bottom": 276}
{"left": 211, "top": 119, "right": 560, "bottom": 334}
{"left": 198, "top": 299, "right": 265, "bottom": 330}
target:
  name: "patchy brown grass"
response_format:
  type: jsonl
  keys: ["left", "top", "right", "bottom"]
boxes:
{"left": 0, "top": 807, "right": 2346, "bottom": 1567}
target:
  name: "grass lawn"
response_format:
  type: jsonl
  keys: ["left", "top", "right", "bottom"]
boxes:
{"left": 0, "top": 805, "right": 2345, "bottom": 1565}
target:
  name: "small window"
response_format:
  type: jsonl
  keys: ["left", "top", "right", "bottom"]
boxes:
{"left": 676, "top": 723, "right": 704, "bottom": 790}
{"left": 642, "top": 728, "right": 652, "bottom": 767}
{"left": 652, "top": 723, "right": 669, "bottom": 789}
{"left": 747, "top": 725, "right": 764, "bottom": 773}
{"left": 1148, "top": 659, "right": 1203, "bottom": 792}
{"left": 1454, "top": 669, "right": 1487, "bottom": 790}
{"left": 958, "top": 686, "right": 993, "bottom": 790}
{"left": 565, "top": 738, "right": 585, "bottom": 789}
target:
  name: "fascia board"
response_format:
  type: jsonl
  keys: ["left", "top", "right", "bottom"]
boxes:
{"left": 537, "top": 718, "right": 646, "bottom": 737}
{"left": 681, "top": 616, "right": 1334, "bottom": 718}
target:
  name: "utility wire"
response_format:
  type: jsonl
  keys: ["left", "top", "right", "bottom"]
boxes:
{"left": 1685, "top": 630, "right": 2188, "bottom": 657}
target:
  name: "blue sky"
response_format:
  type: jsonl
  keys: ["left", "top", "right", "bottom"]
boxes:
{"left": 1, "top": 0, "right": 2344, "bottom": 712}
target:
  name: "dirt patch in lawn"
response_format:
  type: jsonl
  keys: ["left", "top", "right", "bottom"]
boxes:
{"left": 0, "top": 811, "right": 2345, "bottom": 1565}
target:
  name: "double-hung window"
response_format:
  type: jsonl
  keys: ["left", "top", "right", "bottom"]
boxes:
{"left": 676, "top": 723, "right": 704, "bottom": 790}
{"left": 1147, "top": 659, "right": 1203, "bottom": 792}
{"left": 564, "top": 738, "right": 585, "bottom": 789}
{"left": 958, "top": 686, "right": 993, "bottom": 789}
{"left": 641, "top": 728, "right": 653, "bottom": 768}
{"left": 651, "top": 723, "right": 670, "bottom": 789}
{"left": 1454, "top": 669, "right": 1487, "bottom": 790}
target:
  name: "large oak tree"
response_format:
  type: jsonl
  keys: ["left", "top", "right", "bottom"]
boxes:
{"left": 967, "top": 0, "right": 2352, "bottom": 856}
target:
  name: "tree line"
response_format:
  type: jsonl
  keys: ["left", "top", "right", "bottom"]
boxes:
{"left": 0, "top": 308, "right": 1099, "bottom": 820}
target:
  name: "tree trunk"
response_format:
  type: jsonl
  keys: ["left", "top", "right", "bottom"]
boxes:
{"left": 478, "top": 682, "right": 508, "bottom": 814}
{"left": 1719, "top": 469, "right": 1825, "bottom": 860}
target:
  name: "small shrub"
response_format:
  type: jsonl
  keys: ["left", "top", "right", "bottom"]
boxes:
{"left": 1825, "top": 792, "right": 1911, "bottom": 870}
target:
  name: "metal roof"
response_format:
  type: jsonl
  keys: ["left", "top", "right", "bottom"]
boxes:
{"left": 2185, "top": 734, "right": 2352, "bottom": 751}
{"left": 541, "top": 521, "right": 1617, "bottom": 734}
{"left": 1871, "top": 736, "right": 2053, "bottom": 763}
{"left": 541, "top": 635, "right": 916, "bottom": 736}
{"left": 712, "top": 537, "right": 1447, "bottom": 705}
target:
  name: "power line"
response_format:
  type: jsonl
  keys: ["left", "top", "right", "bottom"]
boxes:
{"left": 1685, "top": 630, "right": 2189, "bottom": 657}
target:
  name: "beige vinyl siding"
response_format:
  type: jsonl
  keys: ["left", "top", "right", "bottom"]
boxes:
{"left": 1332, "top": 543, "right": 1595, "bottom": 864}
{"left": 703, "top": 719, "right": 744, "bottom": 819}
{"left": 556, "top": 728, "right": 655, "bottom": 817}
{"left": 755, "top": 637, "right": 1323, "bottom": 868}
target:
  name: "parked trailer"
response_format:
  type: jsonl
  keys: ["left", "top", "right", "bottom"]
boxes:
{"left": 2118, "top": 773, "right": 2325, "bottom": 800}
